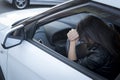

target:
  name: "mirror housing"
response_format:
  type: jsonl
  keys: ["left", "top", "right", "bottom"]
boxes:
{"left": 2, "top": 27, "right": 24, "bottom": 49}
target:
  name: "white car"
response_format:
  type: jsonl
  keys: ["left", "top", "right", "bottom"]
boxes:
{"left": 5, "top": 0, "right": 67, "bottom": 9}
{"left": 0, "top": 0, "right": 120, "bottom": 80}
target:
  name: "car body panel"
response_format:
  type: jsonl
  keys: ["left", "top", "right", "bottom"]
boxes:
{"left": 30, "top": 0, "right": 67, "bottom": 5}
{"left": 0, "top": 23, "right": 7, "bottom": 31}
{"left": 0, "top": 8, "right": 50, "bottom": 28}
{"left": 5, "top": 0, "right": 68, "bottom": 9}
{"left": 5, "top": 0, "right": 67, "bottom": 5}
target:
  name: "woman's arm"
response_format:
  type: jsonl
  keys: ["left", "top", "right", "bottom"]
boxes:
{"left": 68, "top": 41, "right": 77, "bottom": 60}
{"left": 67, "top": 29, "right": 79, "bottom": 61}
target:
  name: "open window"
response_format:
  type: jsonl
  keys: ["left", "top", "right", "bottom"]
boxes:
{"left": 33, "top": 13, "right": 90, "bottom": 56}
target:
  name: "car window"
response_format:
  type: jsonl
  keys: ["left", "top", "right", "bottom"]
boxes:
{"left": 58, "top": 13, "right": 90, "bottom": 28}
{"left": 32, "top": 13, "right": 90, "bottom": 56}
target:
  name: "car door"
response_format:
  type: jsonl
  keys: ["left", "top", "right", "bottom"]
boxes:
{"left": 3, "top": 26, "right": 92, "bottom": 80}
{"left": 7, "top": 40, "right": 93, "bottom": 80}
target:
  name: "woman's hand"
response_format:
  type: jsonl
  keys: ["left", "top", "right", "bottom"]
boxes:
{"left": 67, "top": 29, "right": 79, "bottom": 42}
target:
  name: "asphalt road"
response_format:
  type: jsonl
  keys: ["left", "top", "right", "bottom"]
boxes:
{"left": 0, "top": 0, "right": 15, "bottom": 14}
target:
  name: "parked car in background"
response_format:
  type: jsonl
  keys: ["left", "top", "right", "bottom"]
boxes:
{"left": 0, "top": 0, "right": 120, "bottom": 80}
{"left": 5, "top": 0, "right": 68, "bottom": 9}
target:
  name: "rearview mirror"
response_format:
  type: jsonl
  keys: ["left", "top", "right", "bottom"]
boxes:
{"left": 3, "top": 38, "right": 22, "bottom": 48}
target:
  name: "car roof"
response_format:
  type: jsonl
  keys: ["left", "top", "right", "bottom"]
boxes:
{"left": 92, "top": 0, "right": 120, "bottom": 9}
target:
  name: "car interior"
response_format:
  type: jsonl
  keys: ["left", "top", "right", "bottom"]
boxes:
{"left": 33, "top": 13, "right": 89, "bottom": 56}
{"left": 32, "top": 12, "right": 120, "bottom": 80}
{"left": 33, "top": 12, "right": 119, "bottom": 55}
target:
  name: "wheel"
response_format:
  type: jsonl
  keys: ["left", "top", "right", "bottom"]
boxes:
{"left": 13, "top": 0, "right": 29, "bottom": 9}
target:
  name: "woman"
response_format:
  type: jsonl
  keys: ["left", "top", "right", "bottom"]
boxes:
{"left": 67, "top": 15, "right": 120, "bottom": 80}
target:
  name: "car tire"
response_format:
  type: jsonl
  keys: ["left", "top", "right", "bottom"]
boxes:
{"left": 13, "top": 0, "right": 29, "bottom": 9}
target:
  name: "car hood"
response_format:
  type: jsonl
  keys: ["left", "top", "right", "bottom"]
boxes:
{"left": 0, "top": 8, "right": 50, "bottom": 30}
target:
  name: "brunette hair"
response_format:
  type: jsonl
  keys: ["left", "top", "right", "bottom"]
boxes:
{"left": 76, "top": 15, "right": 120, "bottom": 57}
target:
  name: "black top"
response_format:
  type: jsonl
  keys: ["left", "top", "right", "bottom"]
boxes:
{"left": 76, "top": 43, "right": 120, "bottom": 80}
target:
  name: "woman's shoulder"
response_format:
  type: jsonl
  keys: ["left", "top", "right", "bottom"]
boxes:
{"left": 86, "top": 43, "right": 112, "bottom": 65}
{"left": 89, "top": 43, "right": 111, "bottom": 56}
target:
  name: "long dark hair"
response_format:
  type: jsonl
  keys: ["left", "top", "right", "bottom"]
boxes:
{"left": 76, "top": 15, "right": 120, "bottom": 57}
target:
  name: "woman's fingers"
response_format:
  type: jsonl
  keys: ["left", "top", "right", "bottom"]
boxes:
{"left": 67, "top": 29, "right": 79, "bottom": 41}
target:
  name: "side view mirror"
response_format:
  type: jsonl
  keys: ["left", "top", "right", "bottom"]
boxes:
{"left": 2, "top": 28, "right": 24, "bottom": 49}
